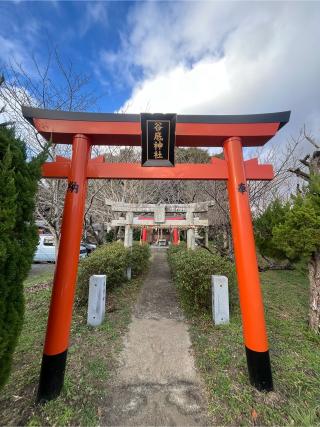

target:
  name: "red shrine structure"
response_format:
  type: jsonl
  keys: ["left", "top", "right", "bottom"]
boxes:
{"left": 22, "top": 106, "right": 290, "bottom": 402}
{"left": 138, "top": 216, "right": 184, "bottom": 245}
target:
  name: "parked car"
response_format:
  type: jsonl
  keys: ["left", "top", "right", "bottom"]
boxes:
{"left": 81, "top": 242, "right": 97, "bottom": 254}
{"left": 33, "top": 235, "right": 87, "bottom": 262}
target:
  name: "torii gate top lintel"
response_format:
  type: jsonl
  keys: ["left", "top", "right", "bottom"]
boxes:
{"left": 22, "top": 106, "right": 290, "bottom": 147}
{"left": 106, "top": 200, "right": 213, "bottom": 213}
{"left": 23, "top": 107, "right": 290, "bottom": 181}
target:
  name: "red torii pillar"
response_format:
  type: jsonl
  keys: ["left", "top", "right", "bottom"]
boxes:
{"left": 21, "top": 106, "right": 290, "bottom": 402}
{"left": 37, "top": 134, "right": 91, "bottom": 402}
{"left": 224, "top": 137, "right": 272, "bottom": 390}
{"left": 141, "top": 227, "right": 148, "bottom": 243}
{"left": 172, "top": 228, "right": 179, "bottom": 245}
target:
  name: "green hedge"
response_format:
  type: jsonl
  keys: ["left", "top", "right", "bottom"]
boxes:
{"left": 128, "top": 242, "right": 150, "bottom": 277}
{"left": 76, "top": 242, "right": 150, "bottom": 306}
{"left": 167, "top": 245, "right": 236, "bottom": 314}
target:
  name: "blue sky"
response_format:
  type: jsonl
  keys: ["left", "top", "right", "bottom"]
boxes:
{"left": 1, "top": 1, "right": 320, "bottom": 151}
{"left": 0, "top": 1, "right": 134, "bottom": 111}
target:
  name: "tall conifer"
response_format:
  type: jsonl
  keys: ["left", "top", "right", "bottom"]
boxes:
{"left": 0, "top": 125, "right": 43, "bottom": 387}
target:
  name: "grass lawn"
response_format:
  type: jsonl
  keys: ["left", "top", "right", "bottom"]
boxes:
{"left": 187, "top": 266, "right": 320, "bottom": 425}
{"left": 0, "top": 268, "right": 144, "bottom": 426}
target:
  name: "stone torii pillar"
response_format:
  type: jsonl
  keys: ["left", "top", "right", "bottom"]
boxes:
{"left": 124, "top": 212, "right": 133, "bottom": 248}
{"left": 204, "top": 228, "right": 209, "bottom": 247}
{"left": 186, "top": 210, "right": 195, "bottom": 250}
{"left": 124, "top": 212, "right": 133, "bottom": 280}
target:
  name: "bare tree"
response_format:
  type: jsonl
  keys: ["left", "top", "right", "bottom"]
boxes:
{"left": 248, "top": 137, "right": 302, "bottom": 215}
{"left": 85, "top": 142, "right": 301, "bottom": 253}
{"left": 0, "top": 48, "right": 100, "bottom": 251}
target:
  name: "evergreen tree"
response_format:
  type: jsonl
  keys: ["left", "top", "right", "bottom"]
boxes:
{"left": 272, "top": 190, "right": 320, "bottom": 261}
{"left": 254, "top": 199, "right": 291, "bottom": 261}
{"left": 0, "top": 126, "right": 44, "bottom": 388}
{"left": 273, "top": 169, "right": 320, "bottom": 332}
{"left": 255, "top": 151, "right": 320, "bottom": 332}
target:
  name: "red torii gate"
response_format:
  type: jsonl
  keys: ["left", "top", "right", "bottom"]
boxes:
{"left": 22, "top": 107, "right": 290, "bottom": 402}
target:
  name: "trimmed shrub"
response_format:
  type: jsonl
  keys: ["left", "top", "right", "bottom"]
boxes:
{"left": 76, "top": 241, "right": 150, "bottom": 306}
{"left": 168, "top": 245, "right": 236, "bottom": 314}
{"left": 0, "top": 126, "right": 44, "bottom": 388}
{"left": 129, "top": 242, "right": 151, "bottom": 277}
{"left": 168, "top": 241, "right": 187, "bottom": 255}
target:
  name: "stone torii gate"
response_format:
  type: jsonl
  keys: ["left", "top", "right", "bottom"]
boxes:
{"left": 22, "top": 106, "right": 290, "bottom": 402}
{"left": 108, "top": 201, "right": 211, "bottom": 249}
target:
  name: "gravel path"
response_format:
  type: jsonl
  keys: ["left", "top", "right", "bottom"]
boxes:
{"left": 104, "top": 248, "right": 208, "bottom": 426}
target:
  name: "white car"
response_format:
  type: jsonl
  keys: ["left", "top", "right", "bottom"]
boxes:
{"left": 33, "top": 235, "right": 87, "bottom": 262}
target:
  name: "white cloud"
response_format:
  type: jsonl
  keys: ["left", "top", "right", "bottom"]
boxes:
{"left": 99, "top": 2, "right": 320, "bottom": 153}
{"left": 0, "top": 11, "right": 45, "bottom": 75}
{"left": 80, "top": 2, "right": 108, "bottom": 36}
{"left": 0, "top": 35, "right": 32, "bottom": 71}
{"left": 121, "top": 58, "right": 231, "bottom": 113}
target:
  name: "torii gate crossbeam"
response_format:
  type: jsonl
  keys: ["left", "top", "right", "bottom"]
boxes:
{"left": 22, "top": 106, "right": 290, "bottom": 403}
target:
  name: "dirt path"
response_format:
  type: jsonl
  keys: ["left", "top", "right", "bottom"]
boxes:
{"left": 104, "top": 248, "right": 208, "bottom": 426}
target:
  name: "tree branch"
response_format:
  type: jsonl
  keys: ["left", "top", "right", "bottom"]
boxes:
{"left": 288, "top": 168, "right": 310, "bottom": 181}
{"left": 299, "top": 154, "right": 310, "bottom": 167}
{"left": 303, "top": 125, "right": 320, "bottom": 149}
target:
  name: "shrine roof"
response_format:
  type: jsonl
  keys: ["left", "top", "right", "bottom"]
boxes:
{"left": 22, "top": 106, "right": 290, "bottom": 147}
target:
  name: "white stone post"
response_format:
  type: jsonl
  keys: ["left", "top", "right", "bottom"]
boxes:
{"left": 211, "top": 275, "right": 229, "bottom": 325}
{"left": 87, "top": 275, "right": 107, "bottom": 326}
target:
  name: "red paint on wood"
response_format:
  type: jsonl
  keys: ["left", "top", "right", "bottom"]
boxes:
{"left": 224, "top": 137, "right": 269, "bottom": 353}
{"left": 172, "top": 228, "right": 179, "bottom": 245}
{"left": 44, "top": 134, "right": 91, "bottom": 356}
{"left": 33, "top": 118, "right": 280, "bottom": 147}
{"left": 42, "top": 156, "right": 273, "bottom": 181}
